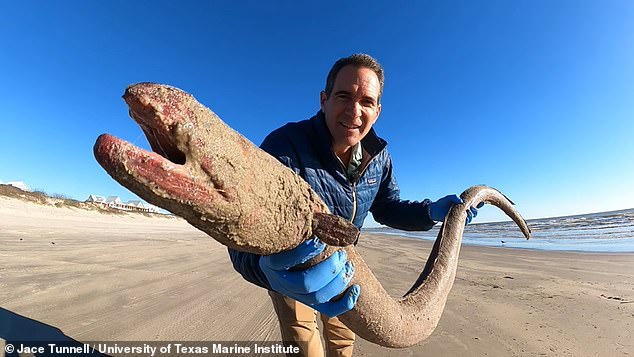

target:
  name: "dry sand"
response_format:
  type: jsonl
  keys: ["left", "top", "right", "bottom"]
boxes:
{"left": 1, "top": 197, "right": 633, "bottom": 356}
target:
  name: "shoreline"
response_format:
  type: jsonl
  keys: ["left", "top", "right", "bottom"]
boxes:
{"left": 365, "top": 224, "right": 634, "bottom": 254}
{"left": 2, "top": 197, "right": 633, "bottom": 356}
{"left": 367, "top": 231, "right": 634, "bottom": 254}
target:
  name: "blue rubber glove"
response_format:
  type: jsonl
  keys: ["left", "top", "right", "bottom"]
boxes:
{"left": 429, "top": 194, "right": 484, "bottom": 224}
{"left": 259, "top": 237, "right": 360, "bottom": 317}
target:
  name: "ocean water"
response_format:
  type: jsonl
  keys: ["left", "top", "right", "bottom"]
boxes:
{"left": 363, "top": 208, "right": 634, "bottom": 253}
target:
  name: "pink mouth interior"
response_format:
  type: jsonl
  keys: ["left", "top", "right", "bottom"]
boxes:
{"left": 123, "top": 92, "right": 187, "bottom": 166}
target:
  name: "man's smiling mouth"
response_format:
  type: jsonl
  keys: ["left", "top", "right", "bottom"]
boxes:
{"left": 340, "top": 122, "right": 361, "bottom": 130}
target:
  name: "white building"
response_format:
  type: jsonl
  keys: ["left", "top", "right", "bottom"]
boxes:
{"left": 86, "top": 195, "right": 106, "bottom": 204}
{"left": 1, "top": 180, "right": 31, "bottom": 191}
{"left": 85, "top": 195, "right": 161, "bottom": 213}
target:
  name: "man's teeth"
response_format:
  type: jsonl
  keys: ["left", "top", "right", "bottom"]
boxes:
{"left": 341, "top": 123, "right": 360, "bottom": 129}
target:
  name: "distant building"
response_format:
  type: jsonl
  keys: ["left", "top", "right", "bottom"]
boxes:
{"left": 86, "top": 195, "right": 106, "bottom": 204}
{"left": 1, "top": 181, "right": 31, "bottom": 191}
{"left": 85, "top": 195, "right": 160, "bottom": 213}
{"left": 126, "top": 200, "right": 161, "bottom": 213}
{"left": 127, "top": 200, "right": 143, "bottom": 209}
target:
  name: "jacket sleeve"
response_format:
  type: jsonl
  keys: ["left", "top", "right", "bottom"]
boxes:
{"left": 227, "top": 128, "right": 299, "bottom": 290}
{"left": 370, "top": 152, "right": 436, "bottom": 231}
{"left": 227, "top": 247, "right": 271, "bottom": 290}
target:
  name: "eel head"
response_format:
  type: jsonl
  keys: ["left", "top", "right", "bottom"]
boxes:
{"left": 94, "top": 83, "right": 358, "bottom": 253}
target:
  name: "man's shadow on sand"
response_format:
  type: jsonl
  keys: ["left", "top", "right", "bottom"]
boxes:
{"left": 0, "top": 307, "right": 107, "bottom": 356}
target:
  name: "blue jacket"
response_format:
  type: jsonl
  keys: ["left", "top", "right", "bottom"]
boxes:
{"left": 228, "top": 111, "right": 435, "bottom": 289}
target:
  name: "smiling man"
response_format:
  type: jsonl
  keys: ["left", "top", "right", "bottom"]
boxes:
{"left": 228, "top": 54, "right": 481, "bottom": 357}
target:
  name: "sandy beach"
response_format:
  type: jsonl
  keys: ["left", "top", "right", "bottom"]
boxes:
{"left": 1, "top": 196, "right": 633, "bottom": 356}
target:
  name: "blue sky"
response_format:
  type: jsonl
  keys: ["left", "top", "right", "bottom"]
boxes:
{"left": 1, "top": 1, "right": 633, "bottom": 225}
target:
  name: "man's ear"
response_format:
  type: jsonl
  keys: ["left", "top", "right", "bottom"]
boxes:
{"left": 320, "top": 91, "right": 327, "bottom": 112}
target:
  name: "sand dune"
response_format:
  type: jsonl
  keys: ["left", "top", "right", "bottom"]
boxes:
{"left": 1, "top": 197, "right": 633, "bottom": 356}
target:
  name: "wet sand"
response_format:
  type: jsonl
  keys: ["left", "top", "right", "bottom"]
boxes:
{"left": 1, "top": 197, "right": 633, "bottom": 356}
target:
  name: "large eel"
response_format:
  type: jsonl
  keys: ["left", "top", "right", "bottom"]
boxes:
{"left": 94, "top": 83, "right": 531, "bottom": 348}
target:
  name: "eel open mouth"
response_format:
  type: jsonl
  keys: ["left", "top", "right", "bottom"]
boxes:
{"left": 95, "top": 84, "right": 189, "bottom": 179}
{"left": 123, "top": 84, "right": 187, "bottom": 165}
{"left": 94, "top": 84, "right": 218, "bottom": 210}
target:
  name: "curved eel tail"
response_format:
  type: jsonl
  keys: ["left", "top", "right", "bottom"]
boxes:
{"left": 336, "top": 185, "right": 530, "bottom": 347}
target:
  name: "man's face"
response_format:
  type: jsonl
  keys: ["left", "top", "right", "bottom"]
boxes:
{"left": 320, "top": 65, "right": 382, "bottom": 156}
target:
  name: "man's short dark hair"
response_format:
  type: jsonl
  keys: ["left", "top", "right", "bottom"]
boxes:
{"left": 324, "top": 53, "right": 385, "bottom": 101}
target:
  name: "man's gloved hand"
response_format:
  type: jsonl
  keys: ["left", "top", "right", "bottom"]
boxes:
{"left": 429, "top": 194, "right": 484, "bottom": 224}
{"left": 259, "top": 237, "right": 360, "bottom": 317}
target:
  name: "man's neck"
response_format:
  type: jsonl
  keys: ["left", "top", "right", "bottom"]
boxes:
{"left": 334, "top": 146, "right": 353, "bottom": 166}
{"left": 340, "top": 151, "right": 353, "bottom": 167}
{"left": 334, "top": 142, "right": 364, "bottom": 181}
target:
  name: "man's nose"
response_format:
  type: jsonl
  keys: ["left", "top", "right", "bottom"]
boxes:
{"left": 345, "top": 100, "right": 362, "bottom": 118}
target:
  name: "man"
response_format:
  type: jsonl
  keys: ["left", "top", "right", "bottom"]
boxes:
{"left": 228, "top": 54, "right": 480, "bottom": 357}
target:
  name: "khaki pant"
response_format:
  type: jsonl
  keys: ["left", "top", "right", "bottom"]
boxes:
{"left": 269, "top": 291, "right": 355, "bottom": 357}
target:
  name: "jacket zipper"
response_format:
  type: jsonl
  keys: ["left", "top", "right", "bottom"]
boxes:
{"left": 333, "top": 156, "right": 358, "bottom": 223}
{"left": 334, "top": 149, "right": 381, "bottom": 224}
{"left": 349, "top": 153, "right": 380, "bottom": 224}
{"left": 351, "top": 183, "right": 358, "bottom": 223}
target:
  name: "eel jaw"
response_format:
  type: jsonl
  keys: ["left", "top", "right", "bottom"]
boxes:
{"left": 93, "top": 131, "right": 218, "bottom": 216}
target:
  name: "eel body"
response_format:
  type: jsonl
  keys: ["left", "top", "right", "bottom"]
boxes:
{"left": 94, "top": 83, "right": 531, "bottom": 347}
